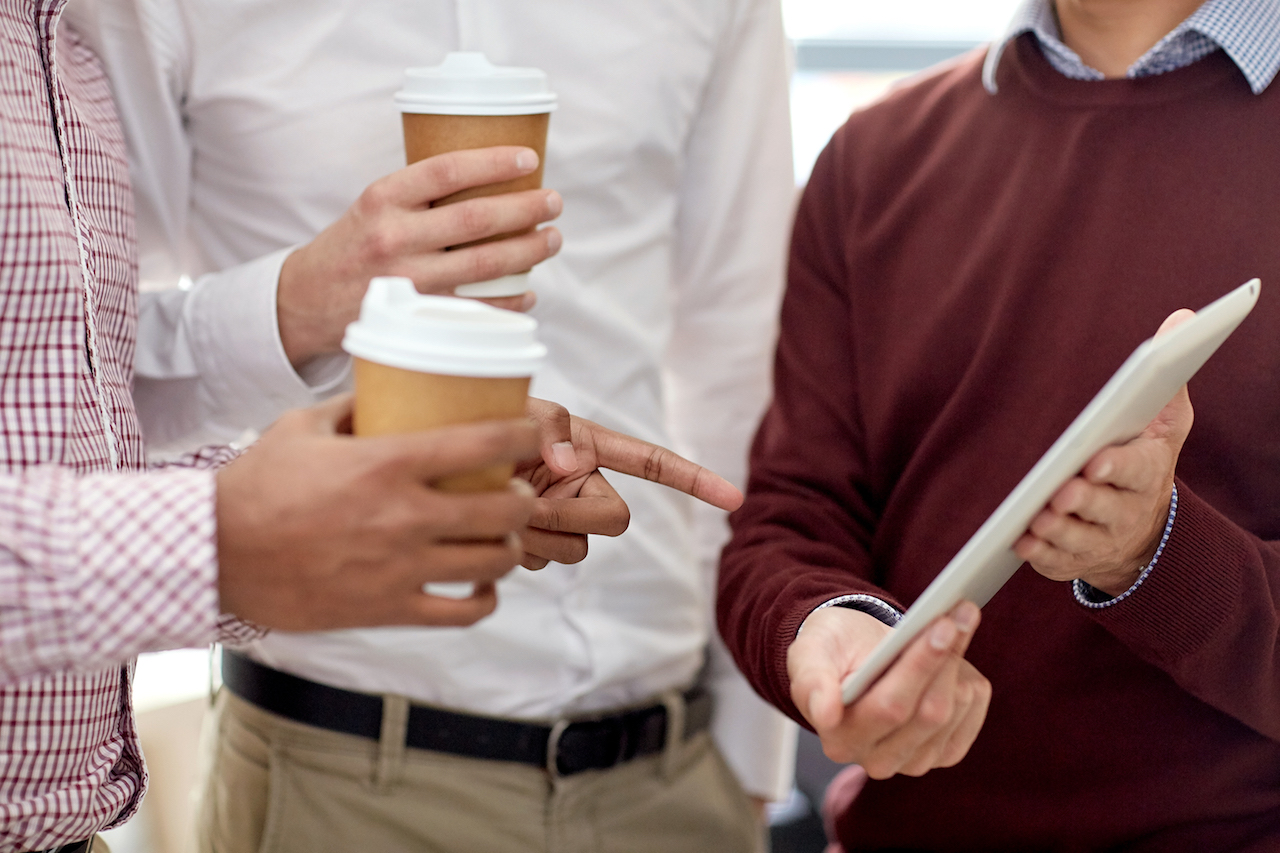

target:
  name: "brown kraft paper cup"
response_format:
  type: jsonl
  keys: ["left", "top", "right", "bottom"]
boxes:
{"left": 352, "top": 358, "right": 531, "bottom": 492}
{"left": 402, "top": 112, "right": 550, "bottom": 250}
{"left": 343, "top": 278, "right": 546, "bottom": 493}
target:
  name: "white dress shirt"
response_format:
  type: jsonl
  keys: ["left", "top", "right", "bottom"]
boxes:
{"left": 69, "top": 0, "right": 798, "bottom": 799}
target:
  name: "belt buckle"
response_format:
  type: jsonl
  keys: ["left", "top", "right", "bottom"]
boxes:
{"left": 544, "top": 718, "right": 571, "bottom": 779}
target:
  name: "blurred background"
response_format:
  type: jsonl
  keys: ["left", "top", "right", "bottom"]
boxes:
{"left": 103, "top": 2, "right": 1022, "bottom": 852}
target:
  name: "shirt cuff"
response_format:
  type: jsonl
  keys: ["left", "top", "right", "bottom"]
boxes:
{"left": 185, "top": 247, "right": 351, "bottom": 426}
{"left": 1073, "top": 483, "right": 1179, "bottom": 609}
{"left": 808, "top": 593, "right": 904, "bottom": 630}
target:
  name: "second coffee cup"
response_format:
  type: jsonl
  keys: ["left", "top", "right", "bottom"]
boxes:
{"left": 395, "top": 52, "right": 557, "bottom": 298}
{"left": 342, "top": 276, "right": 546, "bottom": 492}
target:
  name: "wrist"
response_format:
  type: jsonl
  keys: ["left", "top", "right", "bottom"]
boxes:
{"left": 1076, "top": 483, "right": 1178, "bottom": 606}
{"left": 277, "top": 247, "right": 343, "bottom": 368}
{"left": 1081, "top": 564, "right": 1146, "bottom": 598}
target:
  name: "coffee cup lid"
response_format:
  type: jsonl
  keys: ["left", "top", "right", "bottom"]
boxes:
{"left": 395, "top": 52, "right": 557, "bottom": 116}
{"left": 342, "top": 277, "right": 546, "bottom": 377}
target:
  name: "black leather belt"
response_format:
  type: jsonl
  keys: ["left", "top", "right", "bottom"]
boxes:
{"left": 222, "top": 651, "right": 712, "bottom": 777}
{"left": 27, "top": 840, "right": 90, "bottom": 853}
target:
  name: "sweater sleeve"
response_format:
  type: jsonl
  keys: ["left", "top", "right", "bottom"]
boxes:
{"left": 716, "top": 132, "right": 906, "bottom": 727}
{"left": 1081, "top": 479, "right": 1280, "bottom": 741}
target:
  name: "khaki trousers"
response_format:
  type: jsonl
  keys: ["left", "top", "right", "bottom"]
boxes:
{"left": 196, "top": 690, "right": 764, "bottom": 853}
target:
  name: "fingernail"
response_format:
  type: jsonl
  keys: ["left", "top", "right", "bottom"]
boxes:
{"left": 807, "top": 689, "right": 823, "bottom": 723}
{"left": 1095, "top": 459, "right": 1113, "bottom": 479}
{"left": 509, "top": 478, "right": 535, "bottom": 497}
{"left": 519, "top": 291, "right": 536, "bottom": 312}
{"left": 930, "top": 619, "right": 957, "bottom": 650}
{"left": 552, "top": 441, "right": 578, "bottom": 472}
{"left": 545, "top": 190, "right": 563, "bottom": 216}
{"left": 954, "top": 602, "right": 979, "bottom": 633}
{"left": 505, "top": 531, "right": 523, "bottom": 552}
{"left": 545, "top": 228, "right": 562, "bottom": 253}
{"left": 516, "top": 150, "right": 538, "bottom": 171}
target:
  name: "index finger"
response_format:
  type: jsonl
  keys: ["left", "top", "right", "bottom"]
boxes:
{"left": 584, "top": 421, "right": 744, "bottom": 511}
{"left": 387, "top": 146, "right": 540, "bottom": 207}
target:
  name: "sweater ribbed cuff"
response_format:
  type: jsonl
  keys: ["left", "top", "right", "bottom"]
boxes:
{"left": 1083, "top": 480, "right": 1249, "bottom": 666}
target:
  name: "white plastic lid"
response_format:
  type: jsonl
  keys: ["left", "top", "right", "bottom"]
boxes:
{"left": 395, "top": 52, "right": 557, "bottom": 116}
{"left": 342, "top": 277, "right": 545, "bottom": 377}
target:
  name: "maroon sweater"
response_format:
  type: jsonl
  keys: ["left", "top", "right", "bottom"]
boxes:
{"left": 719, "top": 36, "right": 1280, "bottom": 852}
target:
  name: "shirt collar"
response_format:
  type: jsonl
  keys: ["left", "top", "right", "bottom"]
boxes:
{"left": 982, "top": 0, "right": 1280, "bottom": 95}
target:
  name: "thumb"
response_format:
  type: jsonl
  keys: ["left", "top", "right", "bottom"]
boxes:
{"left": 525, "top": 397, "right": 579, "bottom": 476}
{"left": 789, "top": 643, "right": 844, "bottom": 730}
{"left": 1145, "top": 308, "right": 1197, "bottom": 443}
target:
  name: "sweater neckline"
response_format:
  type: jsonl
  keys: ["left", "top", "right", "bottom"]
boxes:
{"left": 999, "top": 32, "right": 1246, "bottom": 108}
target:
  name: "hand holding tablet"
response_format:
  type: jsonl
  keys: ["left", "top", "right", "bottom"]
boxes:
{"left": 839, "top": 279, "right": 1261, "bottom": 707}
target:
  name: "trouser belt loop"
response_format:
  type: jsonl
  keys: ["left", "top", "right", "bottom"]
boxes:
{"left": 659, "top": 688, "right": 685, "bottom": 781}
{"left": 374, "top": 694, "right": 410, "bottom": 792}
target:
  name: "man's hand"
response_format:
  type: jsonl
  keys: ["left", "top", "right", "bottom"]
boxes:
{"left": 1015, "top": 309, "right": 1196, "bottom": 595}
{"left": 277, "top": 146, "right": 563, "bottom": 367}
{"left": 215, "top": 395, "right": 539, "bottom": 630}
{"left": 512, "top": 398, "right": 745, "bottom": 570}
{"left": 788, "top": 603, "right": 989, "bottom": 779}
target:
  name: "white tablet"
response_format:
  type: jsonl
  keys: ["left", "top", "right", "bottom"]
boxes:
{"left": 840, "top": 278, "right": 1261, "bottom": 705}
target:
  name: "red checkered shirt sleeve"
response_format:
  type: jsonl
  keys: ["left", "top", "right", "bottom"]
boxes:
{"left": 155, "top": 443, "right": 267, "bottom": 646}
{"left": 0, "top": 442, "right": 264, "bottom": 682}
{"left": 0, "top": 466, "right": 220, "bottom": 681}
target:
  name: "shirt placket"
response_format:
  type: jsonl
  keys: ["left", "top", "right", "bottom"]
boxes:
{"left": 38, "top": 0, "right": 122, "bottom": 471}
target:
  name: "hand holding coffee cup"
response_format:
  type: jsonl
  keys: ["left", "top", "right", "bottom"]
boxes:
{"left": 343, "top": 276, "right": 545, "bottom": 601}
{"left": 396, "top": 52, "right": 558, "bottom": 298}
{"left": 276, "top": 146, "right": 561, "bottom": 369}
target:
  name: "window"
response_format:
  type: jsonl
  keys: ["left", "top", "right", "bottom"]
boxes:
{"left": 785, "top": 0, "right": 1024, "bottom": 182}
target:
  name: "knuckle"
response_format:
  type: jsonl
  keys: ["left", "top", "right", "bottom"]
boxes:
{"left": 360, "top": 221, "right": 406, "bottom": 265}
{"left": 423, "top": 155, "right": 463, "bottom": 194}
{"left": 899, "top": 759, "right": 931, "bottom": 778}
{"left": 355, "top": 180, "right": 393, "bottom": 214}
{"left": 563, "top": 536, "right": 589, "bottom": 564}
{"left": 861, "top": 754, "right": 897, "bottom": 780}
{"left": 608, "top": 504, "right": 631, "bottom": 537}
{"left": 453, "top": 201, "right": 494, "bottom": 236}
{"left": 917, "top": 695, "right": 951, "bottom": 728}
{"left": 821, "top": 741, "right": 857, "bottom": 765}
{"left": 465, "top": 248, "right": 505, "bottom": 283}
{"left": 426, "top": 497, "right": 468, "bottom": 534}
{"left": 867, "top": 696, "right": 911, "bottom": 729}
{"left": 539, "top": 502, "right": 565, "bottom": 532}
{"left": 937, "top": 743, "right": 967, "bottom": 769}
{"left": 641, "top": 447, "right": 667, "bottom": 483}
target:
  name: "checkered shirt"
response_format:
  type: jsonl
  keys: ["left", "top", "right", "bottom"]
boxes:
{"left": 984, "top": 0, "right": 1280, "bottom": 94}
{"left": 0, "top": 2, "right": 254, "bottom": 849}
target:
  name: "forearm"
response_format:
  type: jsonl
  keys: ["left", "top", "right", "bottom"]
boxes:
{"left": 718, "top": 500, "right": 902, "bottom": 725}
{"left": 0, "top": 467, "right": 222, "bottom": 679}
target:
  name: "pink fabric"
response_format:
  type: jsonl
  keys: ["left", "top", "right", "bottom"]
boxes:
{"left": 821, "top": 765, "right": 867, "bottom": 850}
{"left": 0, "top": 2, "right": 249, "bottom": 848}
